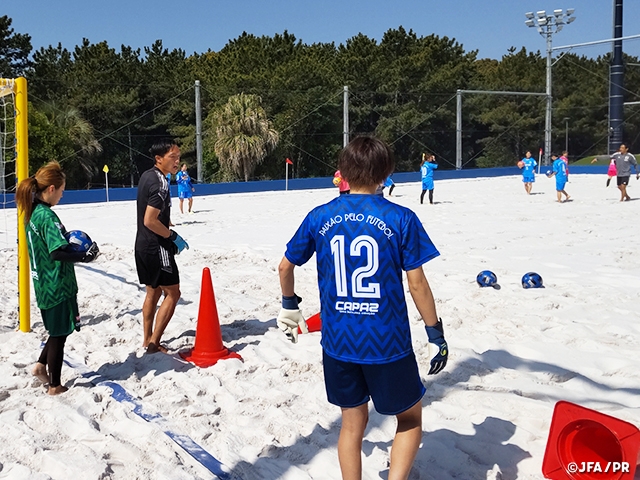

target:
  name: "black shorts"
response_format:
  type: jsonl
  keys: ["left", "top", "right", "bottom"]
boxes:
{"left": 617, "top": 176, "right": 630, "bottom": 186}
{"left": 135, "top": 246, "right": 179, "bottom": 288}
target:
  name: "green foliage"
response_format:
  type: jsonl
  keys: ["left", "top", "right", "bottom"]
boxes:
{"left": 0, "top": 15, "right": 31, "bottom": 77}
{"left": 28, "top": 101, "right": 102, "bottom": 188}
{"left": 209, "top": 93, "right": 278, "bottom": 182}
{"left": 5, "top": 13, "right": 639, "bottom": 187}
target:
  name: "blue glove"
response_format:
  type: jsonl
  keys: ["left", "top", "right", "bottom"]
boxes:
{"left": 168, "top": 230, "right": 189, "bottom": 254}
{"left": 425, "top": 319, "right": 448, "bottom": 375}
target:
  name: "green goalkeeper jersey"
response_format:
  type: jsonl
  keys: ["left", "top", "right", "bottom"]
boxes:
{"left": 26, "top": 202, "right": 78, "bottom": 309}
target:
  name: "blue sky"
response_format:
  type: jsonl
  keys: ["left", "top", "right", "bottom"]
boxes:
{"left": 6, "top": 0, "right": 640, "bottom": 60}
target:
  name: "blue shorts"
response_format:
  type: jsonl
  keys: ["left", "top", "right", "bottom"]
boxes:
{"left": 323, "top": 350, "right": 426, "bottom": 415}
{"left": 422, "top": 179, "right": 434, "bottom": 191}
{"left": 178, "top": 190, "right": 193, "bottom": 200}
{"left": 556, "top": 179, "right": 567, "bottom": 191}
{"left": 522, "top": 174, "right": 535, "bottom": 183}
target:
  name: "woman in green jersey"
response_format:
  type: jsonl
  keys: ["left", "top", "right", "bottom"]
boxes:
{"left": 16, "top": 161, "right": 99, "bottom": 395}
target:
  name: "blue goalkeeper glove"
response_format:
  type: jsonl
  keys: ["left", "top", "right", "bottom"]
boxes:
{"left": 277, "top": 294, "right": 307, "bottom": 343}
{"left": 168, "top": 230, "right": 189, "bottom": 254}
{"left": 425, "top": 319, "right": 448, "bottom": 375}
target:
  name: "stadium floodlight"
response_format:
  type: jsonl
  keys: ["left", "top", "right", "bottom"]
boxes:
{"left": 524, "top": 8, "right": 577, "bottom": 166}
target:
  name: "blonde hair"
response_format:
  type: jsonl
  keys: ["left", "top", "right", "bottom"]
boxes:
{"left": 15, "top": 161, "right": 66, "bottom": 224}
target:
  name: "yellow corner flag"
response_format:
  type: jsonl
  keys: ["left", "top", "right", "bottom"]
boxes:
{"left": 103, "top": 165, "right": 109, "bottom": 173}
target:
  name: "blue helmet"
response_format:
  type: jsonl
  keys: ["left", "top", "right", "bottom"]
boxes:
{"left": 522, "top": 272, "right": 544, "bottom": 289}
{"left": 64, "top": 230, "right": 93, "bottom": 253}
{"left": 476, "top": 270, "right": 498, "bottom": 288}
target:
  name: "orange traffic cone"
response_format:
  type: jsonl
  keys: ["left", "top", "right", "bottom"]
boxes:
{"left": 180, "top": 267, "right": 242, "bottom": 367}
{"left": 542, "top": 401, "right": 640, "bottom": 479}
{"left": 298, "top": 312, "right": 322, "bottom": 334}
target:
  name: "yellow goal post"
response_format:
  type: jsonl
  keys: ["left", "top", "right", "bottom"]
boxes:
{"left": 1, "top": 77, "right": 30, "bottom": 332}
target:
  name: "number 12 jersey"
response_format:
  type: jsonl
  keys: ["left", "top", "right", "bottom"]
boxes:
{"left": 285, "top": 194, "right": 439, "bottom": 364}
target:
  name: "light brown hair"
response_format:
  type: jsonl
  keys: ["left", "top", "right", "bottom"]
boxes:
{"left": 15, "top": 161, "right": 66, "bottom": 224}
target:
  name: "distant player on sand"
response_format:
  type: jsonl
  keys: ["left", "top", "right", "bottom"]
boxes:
{"left": 547, "top": 153, "right": 570, "bottom": 203}
{"left": 333, "top": 169, "right": 350, "bottom": 195}
{"left": 135, "top": 139, "right": 189, "bottom": 353}
{"left": 518, "top": 151, "right": 537, "bottom": 194}
{"left": 560, "top": 150, "right": 570, "bottom": 182}
{"left": 605, "top": 158, "right": 617, "bottom": 187}
{"left": 592, "top": 144, "right": 639, "bottom": 201}
{"left": 420, "top": 153, "right": 438, "bottom": 204}
{"left": 591, "top": 155, "right": 618, "bottom": 186}
{"left": 383, "top": 175, "right": 396, "bottom": 196}
{"left": 277, "top": 136, "right": 448, "bottom": 480}
{"left": 176, "top": 163, "right": 195, "bottom": 214}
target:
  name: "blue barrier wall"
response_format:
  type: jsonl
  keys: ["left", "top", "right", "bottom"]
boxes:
{"left": 1, "top": 165, "right": 609, "bottom": 208}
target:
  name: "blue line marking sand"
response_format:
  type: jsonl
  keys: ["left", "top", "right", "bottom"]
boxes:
{"left": 63, "top": 354, "right": 234, "bottom": 480}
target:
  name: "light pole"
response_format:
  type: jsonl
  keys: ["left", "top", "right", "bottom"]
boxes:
{"left": 563, "top": 117, "right": 570, "bottom": 153}
{"left": 525, "top": 9, "right": 576, "bottom": 165}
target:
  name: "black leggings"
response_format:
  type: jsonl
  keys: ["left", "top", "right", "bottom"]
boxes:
{"left": 38, "top": 335, "right": 68, "bottom": 387}
{"left": 420, "top": 189, "right": 434, "bottom": 204}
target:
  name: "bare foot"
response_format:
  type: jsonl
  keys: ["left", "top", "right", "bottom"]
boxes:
{"left": 47, "top": 385, "right": 68, "bottom": 395}
{"left": 146, "top": 342, "right": 168, "bottom": 354}
{"left": 32, "top": 364, "right": 49, "bottom": 384}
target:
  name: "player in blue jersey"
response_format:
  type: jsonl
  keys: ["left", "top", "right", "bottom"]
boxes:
{"left": 547, "top": 153, "right": 570, "bottom": 203}
{"left": 277, "top": 136, "right": 448, "bottom": 480}
{"left": 383, "top": 175, "right": 395, "bottom": 196}
{"left": 176, "top": 163, "right": 196, "bottom": 214}
{"left": 519, "top": 151, "right": 537, "bottom": 194}
{"left": 420, "top": 153, "right": 438, "bottom": 204}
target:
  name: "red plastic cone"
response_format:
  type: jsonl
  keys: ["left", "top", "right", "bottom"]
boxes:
{"left": 179, "top": 267, "right": 241, "bottom": 367}
{"left": 298, "top": 312, "right": 322, "bottom": 334}
{"left": 542, "top": 401, "right": 640, "bottom": 479}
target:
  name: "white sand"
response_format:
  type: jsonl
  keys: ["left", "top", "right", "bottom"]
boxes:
{"left": 1, "top": 174, "right": 639, "bottom": 480}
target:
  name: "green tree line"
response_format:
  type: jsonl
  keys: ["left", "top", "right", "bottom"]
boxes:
{"left": 1, "top": 15, "right": 640, "bottom": 189}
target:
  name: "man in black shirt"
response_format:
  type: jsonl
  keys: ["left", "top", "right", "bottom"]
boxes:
{"left": 135, "top": 139, "right": 189, "bottom": 353}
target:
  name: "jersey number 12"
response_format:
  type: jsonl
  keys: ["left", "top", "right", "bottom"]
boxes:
{"left": 330, "top": 234, "right": 380, "bottom": 299}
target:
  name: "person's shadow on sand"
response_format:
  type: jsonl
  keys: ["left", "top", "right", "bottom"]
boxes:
{"left": 408, "top": 416, "right": 531, "bottom": 480}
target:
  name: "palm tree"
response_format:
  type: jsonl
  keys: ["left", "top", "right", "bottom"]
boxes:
{"left": 211, "top": 93, "right": 278, "bottom": 182}
{"left": 36, "top": 102, "right": 102, "bottom": 187}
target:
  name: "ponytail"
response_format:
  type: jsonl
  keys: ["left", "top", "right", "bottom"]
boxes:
{"left": 15, "top": 161, "right": 66, "bottom": 224}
